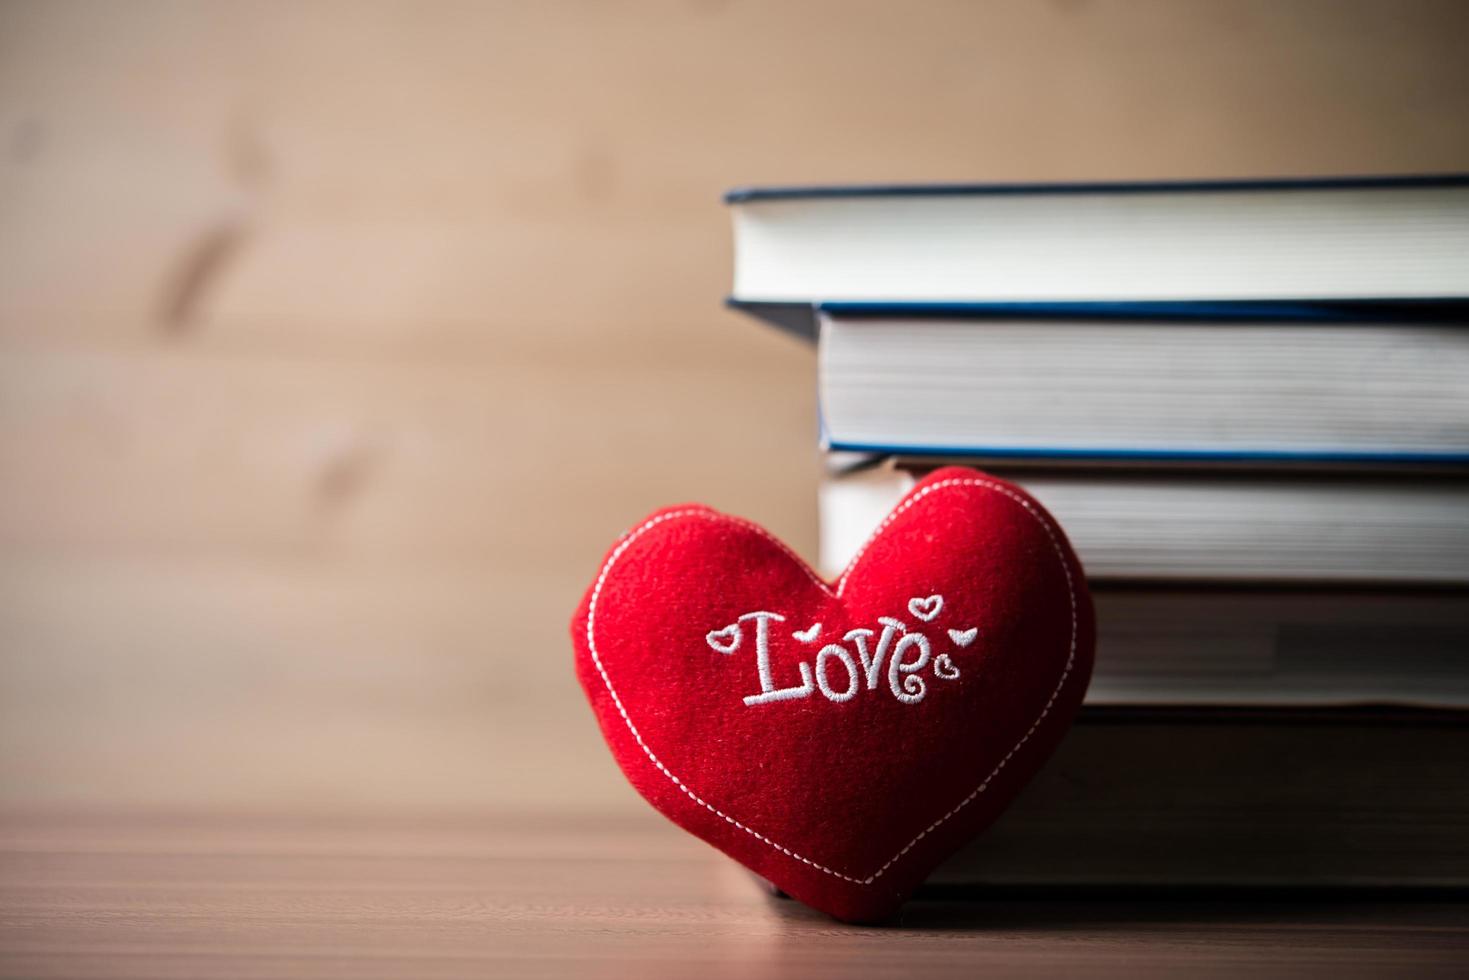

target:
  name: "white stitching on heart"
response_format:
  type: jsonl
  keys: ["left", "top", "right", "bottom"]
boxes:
{"left": 814, "top": 644, "right": 860, "bottom": 702}
{"left": 705, "top": 624, "right": 742, "bottom": 655}
{"left": 948, "top": 627, "right": 978, "bottom": 648}
{"left": 584, "top": 478, "right": 1078, "bottom": 887}
{"left": 907, "top": 594, "right": 943, "bottom": 621}
{"left": 887, "top": 632, "right": 932, "bottom": 704}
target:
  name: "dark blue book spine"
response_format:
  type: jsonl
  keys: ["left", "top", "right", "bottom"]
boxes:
{"left": 823, "top": 441, "right": 1469, "bottom": 466}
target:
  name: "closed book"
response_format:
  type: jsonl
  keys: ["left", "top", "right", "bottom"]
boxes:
{"left": 932, "top": 709, "right": 1469, "bottom": 889}
{"left": 727, "top": 175, "right": 1469, "bottom": 325}
{"left": 1085, "top": 589, "right": 1469, "bottom": 709}
{"left": 820, "top": 462, "right": 1469, "bottom": 586}
{"left": 813, "top": 307, "right": 1469, "bottom": 464}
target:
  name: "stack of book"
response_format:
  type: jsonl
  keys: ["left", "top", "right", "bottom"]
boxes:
{"left": 725, "top": 175, "right": 1469, "bottom": 890}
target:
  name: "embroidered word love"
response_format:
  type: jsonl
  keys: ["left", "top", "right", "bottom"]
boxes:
{"left": 706, "top": 595, "right": 973, "bottom": 708}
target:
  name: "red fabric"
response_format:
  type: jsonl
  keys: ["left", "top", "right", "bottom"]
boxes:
{"left": 571, "top": 467, "right": 1095, "bottom": 922}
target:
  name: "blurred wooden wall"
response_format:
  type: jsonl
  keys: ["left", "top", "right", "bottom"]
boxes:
{"left": 3, "top": 0, "right": 1468, "bottom": 814}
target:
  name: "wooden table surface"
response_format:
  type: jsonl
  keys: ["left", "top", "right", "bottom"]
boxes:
{"left": 3, "top": 810, "right": 1466, "bottom": 979}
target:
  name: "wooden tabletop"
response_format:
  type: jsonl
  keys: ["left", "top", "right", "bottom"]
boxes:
{"left": 3, "top": 810, "right": 1466, "bottom": 979}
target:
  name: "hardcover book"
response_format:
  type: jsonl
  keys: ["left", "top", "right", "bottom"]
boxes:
{"left": 727, "top": 175, "right": 1469, "bottom": 333}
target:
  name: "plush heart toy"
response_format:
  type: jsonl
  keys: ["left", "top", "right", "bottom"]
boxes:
{"left": 572, "top": 466, "right": 1094, "bottom": 922}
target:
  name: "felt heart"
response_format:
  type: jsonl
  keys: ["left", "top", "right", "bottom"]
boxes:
{"left": 572, "top": 466, "right": 1094, "bottom": 922}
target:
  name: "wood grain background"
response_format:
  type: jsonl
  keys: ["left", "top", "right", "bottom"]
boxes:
{"left": 3, "top": 0, "right": 1469, "bottom": 816}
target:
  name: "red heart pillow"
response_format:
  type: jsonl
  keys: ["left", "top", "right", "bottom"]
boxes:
{"left": 571, "top": 466, "right": 1094, "bottom": 922}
